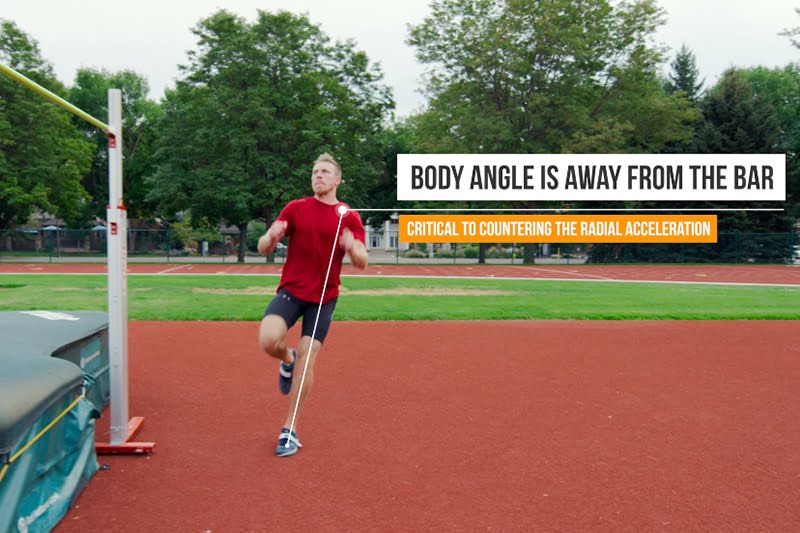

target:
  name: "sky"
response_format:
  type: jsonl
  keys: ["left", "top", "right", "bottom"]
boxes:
{"left": 3, "top": 0, "right": 799, "bottom": 118}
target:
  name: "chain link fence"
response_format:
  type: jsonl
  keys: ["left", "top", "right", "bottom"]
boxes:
{"left": 0, "top": 228, "right": 283, "bottom": 263}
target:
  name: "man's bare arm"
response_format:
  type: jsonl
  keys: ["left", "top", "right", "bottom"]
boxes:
{"left": 339, "top": 228, "right": 368, "bottom": 270}
{"left": 258, "top": 220, "right": 287, "bottom": 255}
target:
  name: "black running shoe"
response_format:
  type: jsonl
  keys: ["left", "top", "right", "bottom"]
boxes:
{"left": 275, "top": 428, "right": 302, "bottom": 457}
{"left": 279, "top": 349, "right": 296, "bottom": 395}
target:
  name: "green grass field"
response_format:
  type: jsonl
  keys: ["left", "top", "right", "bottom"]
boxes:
{"left": 1, "top": 274, "right": 798, "bottom": 320}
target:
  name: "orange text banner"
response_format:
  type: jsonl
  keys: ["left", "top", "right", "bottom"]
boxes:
{"left": 398, "top": 215, "right": 717, "bottom": 243}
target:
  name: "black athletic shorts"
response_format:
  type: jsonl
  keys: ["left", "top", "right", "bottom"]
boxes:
{"left": 263, "top": 287, "right": 338, "bottom": 343}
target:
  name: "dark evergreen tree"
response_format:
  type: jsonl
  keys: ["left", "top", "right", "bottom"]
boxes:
{"left": 664, "top": 44, "right": 704, "bottom": 103}
{"left": 698, "top": 70, "right": 792, "bottom": 262}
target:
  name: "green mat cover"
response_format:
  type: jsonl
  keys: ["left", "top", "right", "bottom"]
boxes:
{"left": 0, "top": 311, "right": 110, "bottom": 412}
{"left": 0, "top": 311, "right": 108, "bottom": 532}
{"left": 0, "top": 390, "right": 99, "bottom": 533}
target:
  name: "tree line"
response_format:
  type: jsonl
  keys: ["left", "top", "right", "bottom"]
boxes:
{"left": 1, "top": 1, "right": 798, "bottom": 263}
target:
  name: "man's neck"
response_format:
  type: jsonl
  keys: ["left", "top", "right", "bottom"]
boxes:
{"left": 314, "top": 192, "right": 338, "bottom": 205}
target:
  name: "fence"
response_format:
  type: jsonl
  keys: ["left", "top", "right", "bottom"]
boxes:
{"left": 0, "top": 228, "right": 797, "bottom": 264}
{"left": 0, "top": 228, "right": 258, "bottom": 262}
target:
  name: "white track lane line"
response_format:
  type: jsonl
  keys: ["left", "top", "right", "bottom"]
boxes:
{"left": 157, "top": 264, "right": 191, "bottom": 274}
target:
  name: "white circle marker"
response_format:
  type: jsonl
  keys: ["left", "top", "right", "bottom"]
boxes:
{"left": 337, "top": 205, "right": 348, "bottom": 216}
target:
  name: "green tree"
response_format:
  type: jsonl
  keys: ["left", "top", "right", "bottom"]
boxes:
{"left": 149, "top": 10, "right": 393, "bottom": 262}
{"left": 664, "top": 44, "right": 704, "bottom": 103}
{"left": 778, "top": 9, "right": 800, "bottom": 242}
{"left": 779, "top": 7, "right": 800, "bottom": 49}
{"left": 368, "top": 120, "right": 420, "bottom": 225}
{"left": 659, "top": 45, "right": 705, "bottom": 157}
{"left": 697, "top": 69, "right": 781, "bottom": 155}
{"left": 68, "top": 68, "right": 163, "bottom": 225}
{"left": 407, "top": 0, "right": 696, "bottom": 262}
{"left": 741, "top": 65, "right": 800, "bottom": 223}
{"left": 0, "top": 20, "right": 93, "bottom": 232}
{"left": 697, "top": 69, "right": 794, "bottom": 260}
{"left": 607, "top": 68, "right": 794, "bottom": 264}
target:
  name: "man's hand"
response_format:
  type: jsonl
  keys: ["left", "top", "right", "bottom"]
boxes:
{"left": 258, "top": 220, "right": 287, "bottom": 255}
{"left": 339, "top": 228, "right": 368, "bottom": 269}
{"left": 267, "top": 220, "right": 288, "bottom": 241}
{"left": 339, "top": 227, "right": 355, "bottom": 252}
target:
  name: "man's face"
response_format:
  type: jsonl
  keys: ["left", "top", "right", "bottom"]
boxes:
{"left": 311, "top": 161, "right": 341, "bottom": 195}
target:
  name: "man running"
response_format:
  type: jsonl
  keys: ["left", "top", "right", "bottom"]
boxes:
{"left": 257, "top": 153, "right": 367, "bottom": 457}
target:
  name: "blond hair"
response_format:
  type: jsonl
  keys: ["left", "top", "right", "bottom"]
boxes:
{"left": 314, "top": 153, "right": 341, "bottom": 176}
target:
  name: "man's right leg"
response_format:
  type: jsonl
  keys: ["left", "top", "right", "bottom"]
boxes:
{"left": 258, "top": 314, "right": 293, "bottom": 366}
{"left": 259, "top": 314, "right": 298, "bottom": 395}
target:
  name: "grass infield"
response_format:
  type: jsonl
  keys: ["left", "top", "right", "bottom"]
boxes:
{"left": 1, "top": 274, "right": 798, "bottom": 320}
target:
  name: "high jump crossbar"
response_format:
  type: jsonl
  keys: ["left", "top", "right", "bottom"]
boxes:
{"left": 0, "top": 63, "right": 154, "bottom": 454}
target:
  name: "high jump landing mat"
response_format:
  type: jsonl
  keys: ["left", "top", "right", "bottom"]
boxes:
{"left": 0, "top": 311, "right": 110, "bottom": 532}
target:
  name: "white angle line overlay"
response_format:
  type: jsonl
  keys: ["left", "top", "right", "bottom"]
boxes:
{"left": 285, "top": 205, "right": 348, "bottom": 445}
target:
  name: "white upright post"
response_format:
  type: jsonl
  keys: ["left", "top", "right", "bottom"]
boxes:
{"left": 106, "top": 89, "right": 129, "bottom": 445}
{"left": 0, "top": 63, "right": 152, "bottom": 453}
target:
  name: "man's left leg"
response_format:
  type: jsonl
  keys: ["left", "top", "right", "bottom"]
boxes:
{"left": 275, "top": 297, "right": 336, "bottom": 457}
{"left": 275, "top": 336, "right": 321, "bottom": 457}
{"left": 284, "top": 335, "right": 322, "bottom": 430}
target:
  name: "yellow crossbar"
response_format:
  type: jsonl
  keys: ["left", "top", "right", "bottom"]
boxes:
{"left": 0, "top": 63, "right": 110, "bottom": 132}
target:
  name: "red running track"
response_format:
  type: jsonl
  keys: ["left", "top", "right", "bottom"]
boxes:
{"left": 54, "top": 320, "right": 800, "bottom": 532}
{"left": 2, "top": 262, "right": 800, "bottom": 285}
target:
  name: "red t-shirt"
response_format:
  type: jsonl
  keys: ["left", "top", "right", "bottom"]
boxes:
{"left": 276, "top": 196, "right": 365, "bottom": 303}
